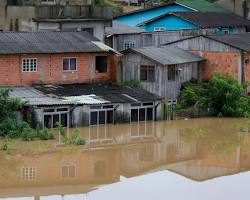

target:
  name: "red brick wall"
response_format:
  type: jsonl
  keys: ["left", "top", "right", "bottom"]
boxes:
{"left": 0, "top": 53, "right": 117, "bottom": 86}
{"left": 192, "top": 51, "right": 240, "bottom": 81}
{"left": 243, "top": 53, "right": 250, "bottom": 81}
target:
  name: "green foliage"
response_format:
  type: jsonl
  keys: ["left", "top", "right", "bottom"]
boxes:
{"left": 178, "top": 74, "right": 250, "bottom": 117}
{"left": 37, "top": 128, "right": 55, "bottom": 140}
{"left": 122, "top": 80, "right": 142, "bottom": 88}
{"left": 2, "top": 136, "right": 12, "bottom": 152}
{"left": 66, "top": 129, "right": 86, "bottom": 145}
{"left": 21, "top": 126, "right": 37, "bottom": 141}
{"left": 55, "top": 122, "right": 65, "bottom": 137}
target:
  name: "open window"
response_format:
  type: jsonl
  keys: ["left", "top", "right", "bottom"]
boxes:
{"left": 96, "top": 56, "right": 108, "bottom": 73}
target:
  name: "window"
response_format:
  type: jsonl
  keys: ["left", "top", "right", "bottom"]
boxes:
{"left": 63, "top": 58, "right": 77, "bottom": 71}
{"left": 130, "top": 103, "right": 154, "bottom": 122}
{"left": 168, "top": 65, "right": 176, "bottom": 81}
{"left": 40, "top": 0, "right": 56, "bottom": 4}
{"left": 154, "top": 27, "right": 166, "bottom": 32}
{"left": 43, "top": 107, "right": 69, "bottom": 129}
{"left": 81, "top": 27, "right": 94, "bottom": 35}
{"left": 90, "top": 105, "right": 114, "bottom": 126}
{"left": 22, "top": 58, "right": 37, "bottom": 72}
{"left": 21, "top": 167, "right": 36, "bottom": 180}
{"left": 140, "top": 65, "right": 155, "bottom": 82}
{"left": 123, "top": 40, "right": 135, "bottom": 50}
{"left": 62, "top": 164, "right": 76, "bottom": 178}
{"left": 96, "top": 56, "right": 108, "bottom": 73}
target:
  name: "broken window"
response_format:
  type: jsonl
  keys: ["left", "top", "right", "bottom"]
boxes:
{"left": 140, "top": 65, "right": 155, "bottom": 82}
{"left": 96, "top": 56, "right": 108, "bottom": 73}
{"left": 168, "top": 65, "right": 176, "bottom": 81}
{"left": 63, "top": 58, "right": 77, "bottom": 71}
{"left": 22, "top": 58, "right": 37, "bottom": 72}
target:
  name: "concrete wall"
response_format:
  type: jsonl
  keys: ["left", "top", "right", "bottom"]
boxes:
{"left": 0, "top": 52, "right": 116, "bottom": 86}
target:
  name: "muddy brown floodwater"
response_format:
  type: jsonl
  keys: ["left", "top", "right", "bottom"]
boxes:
{"left": 0, "top": 118, "right": 249, "bottom": 200}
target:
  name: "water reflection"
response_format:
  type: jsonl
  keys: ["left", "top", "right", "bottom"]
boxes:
{"left": 0, "top": 118, "right": 249, "bottom": 200}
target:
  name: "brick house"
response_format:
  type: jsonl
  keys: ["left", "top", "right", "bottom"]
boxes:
{"left": 165, "top": 34, "right": 250, "bottom": 84}
{"left": 0, "top": 31, "right": 118, "bottom": 86}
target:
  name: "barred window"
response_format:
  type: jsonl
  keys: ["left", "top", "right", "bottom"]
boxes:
{"left": 140, "top": 65, "right": 155, "bottom": 82}
{"left": 123, "top": 40, "right": 135, "bottom": 50}
{"left": 22, "top": 58, "right": 37, "bottom": 72}
{"left": 21, "top": 167, "right": 36, "bottom": 180}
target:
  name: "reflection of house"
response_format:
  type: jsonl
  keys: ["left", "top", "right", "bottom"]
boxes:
{"left": 165, "top": 34, "right": 250, "bottom": 83}
{"left": 121, "top": 129, "right": 199, "bottom": 177}
{"left": 120, "top": 46, "right": 204, "bottom": 99}
{"left": 0, "top": 148, "right": 120, "bottom": 198}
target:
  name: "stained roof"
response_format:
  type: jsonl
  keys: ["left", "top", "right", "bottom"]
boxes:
{"left": 122, "top": 46, "right": 204, "bottom": 65}
{"left": 35, "top": 84, "right": 162, "bottom": 103}
{"left": 106, "top": 21, "right": 144, "bottom": 36}
{"left": 173, "top": 12, "right": 250, "bottom": 28}
{"left": 0, "top": 31, "right": 118, "bottom": 54}
{"left": 9, "top": 87, "right": 75, "bottom": 106}
{"left": 165, "top": 33, "right": 250, "bottom": 52}
{"left": 207, "top": 34, "right": 250, "bottom": 52}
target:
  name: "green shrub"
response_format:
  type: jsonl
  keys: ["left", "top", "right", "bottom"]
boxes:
{"left": 21, "top": 126, "right": 36, "bottom": 141}
{"left": 178, "top": 74, "right": 250, "bottom": 117}
{"left": 122, "top": 80, "right": 142, "bottom": 88}
{"left": 38, "top": 128, "right": 55, "bottom": 140}
{"left": 2, "top": 136, "right": 12, "bottom": 151}
{"left": 67, "top": 129, "right": 85, "bottom": 145}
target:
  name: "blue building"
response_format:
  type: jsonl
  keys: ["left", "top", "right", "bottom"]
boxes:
{"left": 137, "top": 12, "right": 250, "bottom": 34}
{"left": 114, "top": 2, "right": 195, "bottom": 27}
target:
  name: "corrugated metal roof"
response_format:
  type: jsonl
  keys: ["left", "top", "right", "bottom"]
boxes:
{"left": 123, "top": 46, "right": 205, "bottom": 65}
{"left": 9, "top": 87, "right": 75, "bottom": 106}
{"left": 35, "top": 84, "right": 162, "bottom": 103}
{"left": 173, "top": 12, "right": 250, "bottom": 28}
{"left": 63, "top": 95, "right": 110, "bottom": 105}
{"left": 105, "top": 21, "right": 144, "bottom": 36}
{"left": 0, "top": 31, "right": 118, "bottom": 54}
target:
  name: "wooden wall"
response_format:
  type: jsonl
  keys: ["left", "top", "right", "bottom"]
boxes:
{"left": 121, "top": 52, "right": 200, "bottom": 99}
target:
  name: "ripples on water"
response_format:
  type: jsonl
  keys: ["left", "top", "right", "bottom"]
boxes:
{"left": 0, "top": 118, "right": 249, "bottom": 200}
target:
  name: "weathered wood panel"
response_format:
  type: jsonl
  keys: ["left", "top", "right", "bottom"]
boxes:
{"left": 121, "top": 52, "right": 200, "bottom": 99}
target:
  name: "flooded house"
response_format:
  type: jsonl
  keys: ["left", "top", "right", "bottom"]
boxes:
{"left": 120, "top": 46, "right": 205, "bottom": 100}
{"left": 0, "top": 31, "right": 163, "bottom": 128}
{"left": 165, "top": 33, "right": 250, "bottom": 84}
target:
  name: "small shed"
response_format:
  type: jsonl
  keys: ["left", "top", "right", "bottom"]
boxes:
{"left": 120, "top": 46, "right": 205, "bottom": 100}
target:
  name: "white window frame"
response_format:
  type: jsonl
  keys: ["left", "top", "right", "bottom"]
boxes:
{"left": 21, "top": 167, "right": 36, "bottom": 181}
{"left": 61, "top": 164, "right": 76, "bottom": 178}
{"left": 62, "top": 57, "right": 77, "bottom": 72}
{"left": 154, "top": 27, "right": 166, "bottom": 32}
{"left": 123, "top": 40, "right": 136, "bottom": 50}
{"left": 22, "top": 58, "right": 37, "bottom": 72}
{"left": 40, "top": 0, "right": 56, "bottom": 5}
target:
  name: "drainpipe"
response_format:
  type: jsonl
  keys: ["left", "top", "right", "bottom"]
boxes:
{"left": 240, "top": 51, "right": 245, "bottom": 84}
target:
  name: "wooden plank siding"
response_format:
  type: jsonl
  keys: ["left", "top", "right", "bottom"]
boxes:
{"left": 121, "top": 52, "right": 200, "bottom": 99}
